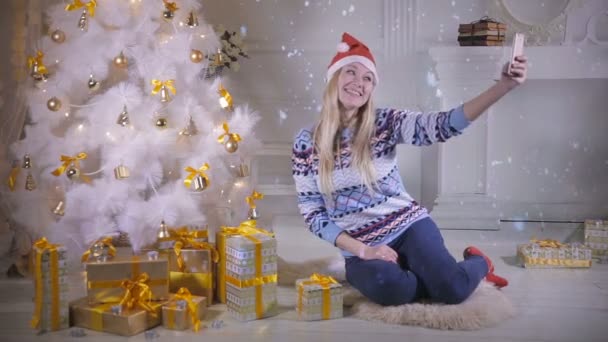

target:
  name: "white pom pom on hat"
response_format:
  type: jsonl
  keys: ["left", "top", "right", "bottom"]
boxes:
{"left": 327, "top": 32, "right": 378, "bottom": 84}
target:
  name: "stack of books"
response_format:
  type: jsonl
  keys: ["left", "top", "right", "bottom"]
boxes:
{"left": 458, "top": 17, "right": 506, "bottom": 46}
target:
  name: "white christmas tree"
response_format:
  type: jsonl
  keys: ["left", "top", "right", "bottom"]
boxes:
{"left": 5, "top": 0, "right": 261, "bottom": 260}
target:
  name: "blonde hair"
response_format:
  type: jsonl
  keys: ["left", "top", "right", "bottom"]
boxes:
{"left": 313, "top": 70, "right": 377, "bottom": 195}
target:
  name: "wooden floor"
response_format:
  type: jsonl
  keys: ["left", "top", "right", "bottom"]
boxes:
{"left": 0, "top": 217, "right": 607, "bottom": 342}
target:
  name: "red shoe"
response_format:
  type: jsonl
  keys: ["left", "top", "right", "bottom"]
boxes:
{"left": 464, "top": 246, "right": 509, "bottom": 288}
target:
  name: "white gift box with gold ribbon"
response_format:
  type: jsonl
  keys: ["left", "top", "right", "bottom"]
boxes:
{"left": 296, "top": 274, "right": 343, "bottom": 321}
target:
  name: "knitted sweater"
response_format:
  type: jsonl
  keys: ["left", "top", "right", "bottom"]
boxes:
{"left": 291, "top": 105, "right": 470, "bottom": 257}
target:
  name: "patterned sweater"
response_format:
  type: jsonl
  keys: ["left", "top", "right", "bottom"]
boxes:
{"left": 291, "top": 105, "right": 470, "bottom": 257}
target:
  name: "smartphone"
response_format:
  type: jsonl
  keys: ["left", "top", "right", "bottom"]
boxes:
{"left": 508, "top": 33, "right": 525, "bottom": 75}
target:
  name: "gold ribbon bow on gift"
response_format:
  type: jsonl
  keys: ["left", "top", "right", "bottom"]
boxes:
{"left": 65, "top": 0, "right": 97, "bottom": 16}
{"left": 221, "top": 219, "right": 274, "bottom": 238}
{"left": 163, "top": 0, "right": 179, "bottom": 11}
{"left": 298, "top": 273, "right": 338, "bottom": 320}
{"left": 246, "top": 190, "right": 264, "bottom": 209}
{"left": 150, "top": 79, "right": 176, "bottom": 95}
{"left": 31, "top": 238, "right": 61, "bottom": 330}
{"left": 173, "top": 235, "right": 219, "bottom": 272}
{"left": 27, "top": 51, "right": 48, "bottom": 75}
{"left": 51, "top": 152, "right": 91, "bottom": 182}
{"left": 119, "top": 273, "right": 157, "bottom": 316}
{"left": 81, "top": 237, "right": 117, "bottom": 263}
{"left": 173, "top": 287, "right": 200, "bottom": 331}
{"left": 217, "top": 122, "right": 241, "bottom": 145}
{"left": 7, "top": 162, "right": 20, "bottom": 191}
{"left": 531, "top": 238, "right": 565, "bottom": 248}
{"left": 183, "top": 164, "right": 210, "bottom": 189}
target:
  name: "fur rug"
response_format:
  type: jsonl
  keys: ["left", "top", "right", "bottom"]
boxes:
{"left": 278, "top": 256, "right": 516, "bottom": 330}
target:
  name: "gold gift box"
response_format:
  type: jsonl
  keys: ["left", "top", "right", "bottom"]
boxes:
{"left": 162, "top": 294, "right": 207, "bottom": 331}
{"left": 86, "top": 255, "right": 169, "bottom": 304}
{"left": 69, "top": 297, "right": 164, "bottom": 336}
{"left": 168, "top": 249, "right": 214, "bottom": 305}
{"left": 517, "top": 240, "right": 592, "bottom": 268}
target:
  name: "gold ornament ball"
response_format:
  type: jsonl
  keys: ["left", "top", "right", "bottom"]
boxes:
{"left": 66, "top": 166, "right": 80, "bottom": 180}
{"left": 155, "top": 118, "right": 168, "bottom": 129}
{"left": 162, "top": 10, "right": 175, "bottom": 21}
{"left": 225, "top": 137, "right": 239, "bottom": 153}
{"left": 51, "top": 29, "right": 66, "bottom": 43}
{"left": 190, "top": 49, "right": 204, "bottom": 63}
{"left": 88, "top": 76, "right": 101, "bottom": 92}
{"left": 47, "top": 97, "right": 62, "bottom": 112}
{"left": 113, "top": 53, "right": 128, "bottom": 68}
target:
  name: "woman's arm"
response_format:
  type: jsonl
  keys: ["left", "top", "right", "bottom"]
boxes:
{"left": 463, "top": 55, "right": 528, "bottom": 121}
{"left": 336, "top": 232, "right": 398, "bottom": 263}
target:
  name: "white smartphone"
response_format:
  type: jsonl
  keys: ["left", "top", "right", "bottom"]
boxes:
{"left": 508, "top": 33, "right": 525, "bottom": 75}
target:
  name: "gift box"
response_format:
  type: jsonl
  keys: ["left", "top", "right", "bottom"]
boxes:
{"left": 296, "top": 274, "right": 343, "bottom": 321}
{"left": 517, "top": 239, "right": 592, "bottom": 268}
{"left": 69, "top": 297, "right": 164, "bottom": 336}
{"left": 224, "top": 226, "right": 278, "bottom": 321}
{"left": 157, "top": 226, "right": 209, "bottom": 250}
{"left": 168, "top": 244, "right": 217, "bottom": 305}
{"left": 584, "top": 219, "right": 608, "bottom": 262}
{"left": 162, "top": 288, "right": 207, "bottom": 331}
{"left": 30, "top": 238, "right": 69, "bottom": 333}
{"left": 458, "top": 16, "right": 506, "bottom": 46}
{"left": 86, "top": 255, "right": 169, "bottom": 304}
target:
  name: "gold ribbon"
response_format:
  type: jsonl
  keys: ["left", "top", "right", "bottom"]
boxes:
{"left": 150, "top": 79, "right": 176, "bottom": 95}
{"left": 218, "top": 84, "right": 233, "bottom": 109}
{"left": 217, "top": 122, "right": 241, "bottom": 145}
{"left": 7, "top": 164, "right": 20, "bottom": 191}
{"left": 172, "top": 287, "right": 200, "bottom": 332}
{"left": 81, "top": 237, "right": 117, "bottom": 263}
{"left": 65, "top": 0, "right": 97, "bottom": 16}
{"left": 118, "top": 273, "right": 157, "bottom": 317}
{"left": 173, "top": 238, "right": 219, "bottom": 272}
{"left": 51, "top": 153, "right": 91, "bottom": 183}
{"left": 163, "top": 0, "right": 179, "bottom": 12}
{"left": 31, "top": 238, "right": 61, "bottom": 330}
{"left": 531, "top": 238, "right": 565, "bottom": 248}
{"left": 27, "top": 51, "right": 48, "bottom": 75}
{"left": 183, "top": 164, "right": 210, "bottom": 189}
{"left": 246, "top": 190, "right": 264, "bottom": 209}
{"left": 297, "top": 273, "right": 338, "bottom": 320}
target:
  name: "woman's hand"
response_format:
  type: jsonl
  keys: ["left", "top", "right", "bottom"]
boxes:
{"left": 359, "top": 244, "right": 398, "bottom": 263}
{"left": 500, "top": 55, "right": 528, "bottom": 89}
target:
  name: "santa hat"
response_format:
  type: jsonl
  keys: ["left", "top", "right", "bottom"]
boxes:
{"left": 327, "top": 32, "right": 378, "bottom": 84}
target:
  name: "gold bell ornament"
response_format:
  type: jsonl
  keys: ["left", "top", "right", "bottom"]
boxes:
{"left": 156, "top": 220, "right": 172, "bottom": 249}
{"left": 151, "top": 79, "right": 176, "bottom": 103}
{"left": 162, "top": 0, "right": 178, "bottom": 21}
{"left": 65, "top": 0, "right": 96, "bottom": 31}
{"left": 50, "top": 29, "right": 66, "bottom": 43}
{"left": 19, "top": 154, "right": 37, "bottom": 191}
{"left": 52, "top": 201, "right": 65, "bottom": 216}
{"left": 78, "top": 10, "right": 88, "bottom": 31}
{"left": 214, "top": 48, "right": 224, "bottom": 66}
{"left": 246, "top": 190, "right": 264, "bottom": 220}
{"left": 217, "top": 122, "right": 241, "bottom": 153}
{"left": 178, "top": 116, "right": 198, "bottom": 136}
{"left": 116, "top": 105, "right": 130, "bottom": 126}
{"left": 218, "top": 83, "right": 233, "bottom": 111}
{"left": 87, "top": 74, "right": 100, "bottom": 92}
{"left": 27, "top": 51, "right": 49, "bottom": 84}
{"left": 22, "top": 154, "right": 32, "bottom": 169}
{"left": 183, "top": 163, "right": 210, "bottom": 192}
{"left": 186, "top": 11, "right": 199, "bottom": 27}
{"left": 113, "top": 164, "right": 130, "bottom": 179}
{"left": 47, "top": 97, "right": 62, "bottom": 112}
{"left": 113, "top": 51, "right": 128, "bottom": 68}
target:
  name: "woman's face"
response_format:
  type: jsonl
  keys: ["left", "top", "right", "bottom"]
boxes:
{"left": 337, "top": 62, "right": 376, "bottom": 114}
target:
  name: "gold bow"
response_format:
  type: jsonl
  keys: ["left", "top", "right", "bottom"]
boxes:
{"left": 246, "top": 190, "right": 264, "bottom": 209}
{"left": 81, "top": 237, "right": 117, "bottom": 263}
{"left": 27, "top": 51, "right": 48, "bottom": 75}
{"left": 531, "top": 238, "right": 565, "bottom": 248}
{"left": 217, "top": 122, "right": 241, "bottom": 145}
{"left": 150, "top": 79, "right": 176, "bottom": 95}
{"left": 221, "top": 219, "right": 274, "bottom": 238}
{"left": 119, "top": 273, "right": 157, "bottom": 316}
{"left": 51, "top": 152, "right": 90, "bottom": 182}
{"left": 218, "top": 83, "right": 233, "bottom": 110}
{"left": 298, "top": 273, "right": 338, "bottom": 320}
{"left": 7, "top": 163, "right": 20, "bottom": 191}
{"left": 31, "top": 238, "right": 61, "bottom": 329}
{"left": 173, "top": 237, "right": 219, "bottom": 272}
{"left": 65, "top": 0, "right": 97, "bottom": 16}
{"left": 183, "top": 164, "right": 210, "bottom": 189}
{"left": 173, "top": 287, "right": 200, "bottom": 331}
{"left": 163, "top": 0, "right": 179, "bottom": 12}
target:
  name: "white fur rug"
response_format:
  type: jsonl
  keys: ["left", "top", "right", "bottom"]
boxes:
{"left": 278, "top": 256, "right": 516, "bottom": 330}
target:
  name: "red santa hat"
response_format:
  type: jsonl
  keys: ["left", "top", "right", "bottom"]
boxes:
{"left": 327, "top": 32, "right": 378, "bottom": 84}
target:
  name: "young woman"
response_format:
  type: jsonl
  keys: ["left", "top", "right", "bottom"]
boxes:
{"left": 292, "top": 33, "right": 527, "bottom": 306}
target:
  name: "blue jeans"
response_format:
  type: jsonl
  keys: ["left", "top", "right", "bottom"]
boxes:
{"left": 345, "top": 217, "right": 488, "bottom": 306}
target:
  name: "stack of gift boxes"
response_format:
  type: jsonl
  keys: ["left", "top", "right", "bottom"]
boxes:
{"left": 517, "top": 238, "right": 593, "bottom": 268}
{"left": 32, "top": 191, "right": 345, "bottom": 336}
{"left": 458, "top": 17, "right": 506, "bottom": 46}
{"left": 584, "top": 219, "right": 608, "bottom": 263}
